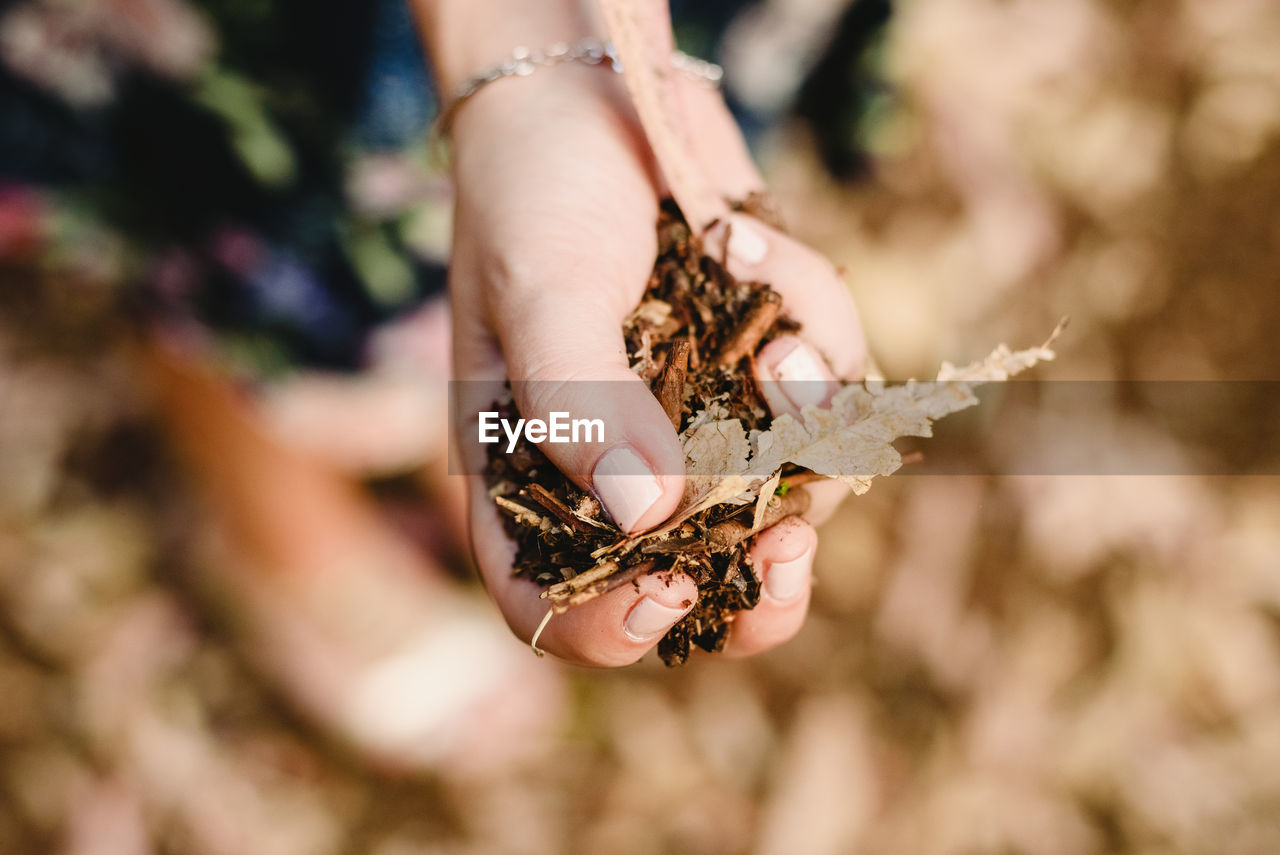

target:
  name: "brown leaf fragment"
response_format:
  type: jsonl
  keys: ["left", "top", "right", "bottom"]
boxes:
{"left": 683, "top": 418, "right": 751, "bottom": 479}
{"left": 672, "top": 475, "right": 754, "bottom": 529}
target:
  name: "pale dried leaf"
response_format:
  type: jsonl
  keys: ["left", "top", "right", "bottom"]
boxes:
{"left": 660, "top": 336, "right": 1057, "bottom": 517}
{"left": 753, "top": 470, "right": 783, "bottom": 531}
{"left": 684, "top": 418, "right": 751, "bottom": 475}
{"left": 751, "top": 338, "right": 1055, "bottom": 493}
{"left": 686, "top": 400, "right": 733, "bottom": 432}
{"left": 748, "top": 339, "right": 1055, "bottom": 493}
{"left": 627, "top": 299, "right": 673, "bottom": 327}
{"left": 686, "top": 475, "right": 755, "bottom": 517}
{"left": 571, "top": 495, "right": 612, "bottom": 530}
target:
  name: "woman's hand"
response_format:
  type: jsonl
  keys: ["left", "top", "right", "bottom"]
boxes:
{"left": 421, "top": 0, "right": 865, "bottom": 665}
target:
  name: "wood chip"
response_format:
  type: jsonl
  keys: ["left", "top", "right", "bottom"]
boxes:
{"left": 523, "top": 483, "right": 593, "bottom": 534}
{"left": 543, "top": 560, "right": 656, "bottom": 612}
{"left": 716, "top": 290, "right": 782, "bottom": 366}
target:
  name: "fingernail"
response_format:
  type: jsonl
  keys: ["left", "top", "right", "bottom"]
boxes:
{"left": 771, "top": 340, "right": 834, "bottom": 411}
{"left": 763, "top": 548, "right": 813, "bottom": 603}
{"left": 592, "top": 445, "right": 664, "bottom": 533}
{"left": 727, "top": 218, "right": 768, "bottom": 266}
{"left": 624, "top": 596, "right": 692, "bottom": 641}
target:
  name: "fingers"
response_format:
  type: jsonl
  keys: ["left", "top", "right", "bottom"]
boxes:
{"left": 752, "top": 334, "right": 853, "bottom": 520}
{"left": 711, "top": 215, "right": 866, "bottom": 381}
{"left": 492, "top": 290, "right": 686, "bottom": 534}
{"left": 680, "top": 89, "right": 858, "bottom": 629}
{"left": 452, "top": 278, "right": 699, "bottom": 665}
{"left": 754, "top": 334, "right": 842, "bottom": 420}
{"left": 455, "top": 265, "right": 699, "bottom": 663}
{"left": 467, "top": 485, "right": 698, "bottom": 667}
{"left": 796, "top": 478, "right": 851, "bottom": 527}
{"left": 674, "top": 74, "right": 767, "bottom": 204}
{"left": 723, "top": 516, "right": 817, "bottom": 657}
{"left": 454, "top": 300, "right": 700, "bottom": 668}
{"left": 673, "top": 75, "right": 866, "bottom": 381}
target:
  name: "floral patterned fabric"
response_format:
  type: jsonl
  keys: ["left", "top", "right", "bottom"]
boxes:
{"left": 0, "top": 0, "right": 886, "bottom": 374}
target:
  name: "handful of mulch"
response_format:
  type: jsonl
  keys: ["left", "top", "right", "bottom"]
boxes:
{"left": 483, "top": 202, "right": 804, "bottom": 665}
{"left": 483, "top": 202, "right": 1060, "bottom": 666}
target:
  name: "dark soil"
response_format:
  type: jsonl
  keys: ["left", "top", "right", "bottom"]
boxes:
{"left": 483, "top": 201, "right": 808, "bottom": 665}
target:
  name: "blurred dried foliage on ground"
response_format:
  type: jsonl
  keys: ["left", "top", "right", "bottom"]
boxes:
{"left": 3, "top": 0, "right": 1280, "bottom": 853}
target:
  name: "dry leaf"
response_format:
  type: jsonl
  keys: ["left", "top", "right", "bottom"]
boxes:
{"left": 683, "top": 418, "right": 751, "bottom": 478}
{"left": 753, "top": 470, "right": 783, "bottom": 531}
{"left": 686, "top": 400, "right": 733, "bottom": 432}
{"left": 605, "top": 473, "right": 755, "bottom": 560}
{"left": 675, "top": 330, "right": 1060, "bottom": 504}
{"left": 627, "top": 299, "right": 674, "bottom": 327}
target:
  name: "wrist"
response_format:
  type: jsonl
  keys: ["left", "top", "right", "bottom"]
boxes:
{"left": 410, "top": 0, "right": 596, "bottom": 96}
{"left": 447, "top": 58, "right": 634, "bottom": 158}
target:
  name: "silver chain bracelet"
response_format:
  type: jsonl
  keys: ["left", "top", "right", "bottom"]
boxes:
{"left": 434, "top": 36, "right": 724, "bottom": 137}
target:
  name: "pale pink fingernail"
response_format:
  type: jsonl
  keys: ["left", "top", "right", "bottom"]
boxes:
{"left": 771, "top": 340, "right": 835, "bottom": 411}
{"left": 763, "top": 548, "right": 813, "bottom": 603}
{"left": 624, "top": 596, "right": 692, "bottom": 641}
{"left": 727, "top": 219, "right": 768, "bottom": 266}
{"left": 592, "top": 445, "right": 663, "bottom": 533}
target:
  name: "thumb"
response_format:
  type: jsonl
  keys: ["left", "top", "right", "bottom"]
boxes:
{"left": 489, "top": 289, "right": 685, "bottom": 534}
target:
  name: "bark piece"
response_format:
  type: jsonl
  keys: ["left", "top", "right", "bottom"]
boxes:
{"left": 716, "top": 290, "right": 782, "bottom": 367}
{"left": 655, "top": 339, "right": 690, "bottom": 430}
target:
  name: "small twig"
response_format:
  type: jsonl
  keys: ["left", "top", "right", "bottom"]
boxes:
{"left": 655, "top": 339, "right": 690, "bottom": 430}
{"left": 523, "top": 483, "right": 591, "bottom": 533}
{"left": 586, "top": 560, "right": 655, "bottom": 601}
{"left": 540, "top": 487, "right": 813, "bottom": 612}
{"left": 495, "top": 495, "right": 546, "bottom": 528}
{"left": 543, "top": 559, "right": 656, "bottom": 612}
{"left": 705, "top": 487, "right": 811, "bottom": 552}
{"left": 717, "top": 290, "right": 782, "bottom": 367}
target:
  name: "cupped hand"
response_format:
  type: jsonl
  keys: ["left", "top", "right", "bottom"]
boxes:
{"left": 448, "top": 63, "right": 864, "bottom": 666}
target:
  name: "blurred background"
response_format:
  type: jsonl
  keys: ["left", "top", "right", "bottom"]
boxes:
{"left": 3, "top": 0, "right": 1280, "bottom": 852}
